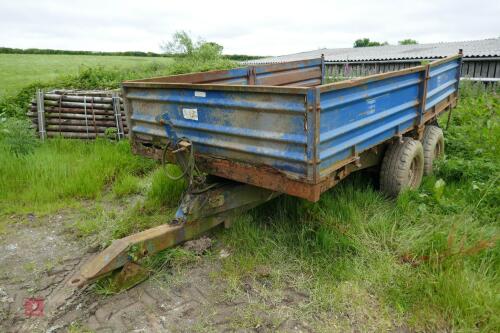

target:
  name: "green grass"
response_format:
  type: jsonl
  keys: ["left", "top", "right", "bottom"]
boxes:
{"left": 0, "top": 138, "right": 155, "bottom": 214}
{"left": 216, "top": 83, "right": 500, "bottom": 332}
{"left": 112, "top": 174, "right": 143, "bottom": 198}
{"left": 0, "top": 54, "right": 174, "bottom": 97}
{"left": 70, "top": 165, "right": 186, "bottom": 243}
{"left": 146, "top": 166, "right": 186, "bottom": 208}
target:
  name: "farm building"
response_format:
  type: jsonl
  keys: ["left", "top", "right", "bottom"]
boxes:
{"left": 246, "top": 38, "right": 500, "bottom": 82}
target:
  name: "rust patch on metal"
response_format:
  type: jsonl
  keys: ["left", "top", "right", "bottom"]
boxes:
{"left": 133, "top": 143, "right": 322, "bottom": 201}
{"left": 198, "top": 156, "right": 322, "bottom": 202}
{"left": 132, "top": 141, "right": 386, "bottom": 202}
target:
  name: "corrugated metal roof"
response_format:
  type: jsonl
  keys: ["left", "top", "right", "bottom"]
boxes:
{"left": 246, "top": 38, "right": 500, "bottom": 64}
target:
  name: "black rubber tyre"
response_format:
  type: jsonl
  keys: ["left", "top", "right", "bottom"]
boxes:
{"left": 380, "top": 138, "right": 424, "bottom": 197}
{"left": 422, "top": 125, "right": 444, "bottom": 175}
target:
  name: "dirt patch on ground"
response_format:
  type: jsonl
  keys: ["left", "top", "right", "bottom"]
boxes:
{"left": 0, "top": 210, "right": 404, "bottom": 332}
{"left": 182, "top": 236, "right": 212, "bottom": 255}
{"left": 0, "top": 212, "right": 316, "bottom": 333}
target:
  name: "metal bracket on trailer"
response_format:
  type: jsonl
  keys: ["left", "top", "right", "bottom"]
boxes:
{"left": 69, "top": 181, "right": 279, "bottom": 289}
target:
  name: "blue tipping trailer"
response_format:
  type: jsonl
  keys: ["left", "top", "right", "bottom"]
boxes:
{"left": 70, "top": 53, "right": 462, "bottom": 288}
{"left": 122, "top": 53, "right": 461, "bottom": 201}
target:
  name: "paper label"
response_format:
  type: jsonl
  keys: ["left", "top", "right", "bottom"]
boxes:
{"left": 182, "top": 108, "right": 198, "bottom": 121}
{"left": 194, "top": 91, "right": 206, "bottom": 98}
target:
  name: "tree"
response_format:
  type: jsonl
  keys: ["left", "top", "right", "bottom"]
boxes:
{"left": 353, "top": 38, "right": 389, "bottom": 48}
{"left": 160, "top": 31, "right": 224, "bottom": 61}
{"left": 399, "top": 39, "right": 418, "bottom": 45}
{"left": 161, "top": 31, "right": 195, "bottom": 55}
{"left": 204, "top": 42, "right": 223, "bottom": 54}
{"left": 195, "top": 42, "right": 224, "bottom": 61}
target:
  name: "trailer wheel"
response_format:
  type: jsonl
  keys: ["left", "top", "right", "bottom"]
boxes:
{"left": 422, "top": 125, "right": 444, "bottom": 175}
{"left": 380, "top": 138, "right": 424, "bottom": 197}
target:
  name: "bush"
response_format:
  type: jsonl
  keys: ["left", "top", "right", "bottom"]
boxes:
{"left": 0, "top": 82, "right": 50, "bottom": 118}
{"left": 436, "top": 81, "right": 499, "bottom": 182}
{"left": 0, "top": 115, "right": 39, "bottom": 155}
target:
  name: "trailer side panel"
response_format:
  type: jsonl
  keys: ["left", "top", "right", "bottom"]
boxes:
{"left": 318, "top": 69, "right": 424, "bottom": 177}
{"left": 124, "top": 87, "right": 312, "bottom": 179}
{"left": 425, "top": 57, "right": 461, "bottom": 111}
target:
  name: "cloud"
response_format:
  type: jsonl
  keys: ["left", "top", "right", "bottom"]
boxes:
{"left": 0, "top": 0, "right": 498, "bottom": 55}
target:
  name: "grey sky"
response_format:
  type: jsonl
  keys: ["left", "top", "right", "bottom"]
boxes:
{"left": 1, "top": 0, "right": 499, "bottom": 56}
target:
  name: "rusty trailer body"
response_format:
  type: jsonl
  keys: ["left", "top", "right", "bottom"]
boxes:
{"left": 123, "top": 54, "right": 461, "bottom": 202}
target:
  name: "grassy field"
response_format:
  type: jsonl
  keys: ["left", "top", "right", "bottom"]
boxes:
{"left": 0, "top": 53, "right": 174, "bottom": 97}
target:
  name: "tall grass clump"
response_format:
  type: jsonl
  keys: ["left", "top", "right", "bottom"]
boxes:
{"left": 0, "top": 139, "right": 155, "bottom": 213}
{"left": 111, "top": 174, "right": 142, "bottom": 198}
{"left": 145, "top": 166, "right": 186, "bottom": 209}
{"left": 219, "top": 83, "right": 499, "bottom": 332}
{"left": 77, "top": 163, "right": 187, "bottom": 242}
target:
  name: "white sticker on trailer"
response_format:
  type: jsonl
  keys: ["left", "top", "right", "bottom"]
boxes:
{"left": 182, "top": 108, "right": 198, "bottom": 121}
{"left": 194, "top": 91, "right": 206, "bottom": 97}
